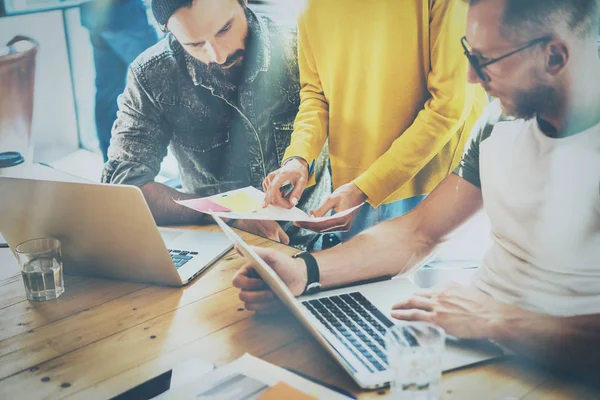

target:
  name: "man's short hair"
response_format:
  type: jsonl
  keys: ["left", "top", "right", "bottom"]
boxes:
{"left": 469, "top": 0, "right": 600, "bottom": 40}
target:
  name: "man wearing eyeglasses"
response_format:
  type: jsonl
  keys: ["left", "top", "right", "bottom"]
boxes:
{"left": 234, "top": 0, "right": 600, "bottom": 378}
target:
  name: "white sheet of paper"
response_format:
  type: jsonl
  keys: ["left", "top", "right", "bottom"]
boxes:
{"left": 154, "top": 353, "right": 352, "bottom": 400}
{"left": 174, "top": 186, "right": 363, "bottom": 222}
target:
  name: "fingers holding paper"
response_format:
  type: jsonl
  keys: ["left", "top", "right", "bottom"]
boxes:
{"left": 294, "top": 209, "right": 361, "bottom": 234}
{"left": 262, "top": 158, "right": 309, "bottom": 209}
{"left": 294, "top": 182, "right": 366, "bottom": 233}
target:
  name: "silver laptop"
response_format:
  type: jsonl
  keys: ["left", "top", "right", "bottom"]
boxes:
{"left": 212, "top": 216, "right": 505, "bottom": 390}
{"left": 0, "top": 177, "right": 233, "bottom": 286}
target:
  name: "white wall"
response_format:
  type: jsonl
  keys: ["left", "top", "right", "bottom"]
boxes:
{"left": 63, "top": 7, "right": 97, "bottom": 151}
{"left": 0, "top": 10, "right": 80, "bottom": 163}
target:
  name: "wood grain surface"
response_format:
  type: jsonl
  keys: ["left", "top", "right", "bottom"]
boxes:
{"left": 0, "top": 226, "right": 596, "bottom": 400}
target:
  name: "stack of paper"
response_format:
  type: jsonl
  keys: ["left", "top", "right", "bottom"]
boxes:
{"left": 155, "top": 354, "right": 353, "bottom": 399}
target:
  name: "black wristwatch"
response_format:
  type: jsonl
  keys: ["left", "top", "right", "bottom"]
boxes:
{"left": 292, "top": 251, "right": 321, "bottom": 295}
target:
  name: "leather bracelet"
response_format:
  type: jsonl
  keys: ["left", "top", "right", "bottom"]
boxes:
{"left": 283, "top": 157, "right": 315, "bottom": 178}
{"left": 292, "top": 251, "right": 321, "bottom": 295}
{"left": 283, "top": 156, "right": 307, "bottom": 167}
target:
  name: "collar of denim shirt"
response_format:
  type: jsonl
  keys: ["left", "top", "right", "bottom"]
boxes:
{"left": 183, "top": 8, "right": 271, "bottom": 93}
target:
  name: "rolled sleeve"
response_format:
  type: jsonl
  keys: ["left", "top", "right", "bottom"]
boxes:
{"left": 453, "top": 148, "right": 482, "bottom": 189}
{"left": 101, "top": 159, "right": 157, "bottom": 187}
{"left": 282, "top": 14, "right": 329, "bottom": 188}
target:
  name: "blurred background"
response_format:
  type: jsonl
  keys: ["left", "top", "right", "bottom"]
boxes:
{"left": 0, "top": 0, "right": 299, "bottom": 181}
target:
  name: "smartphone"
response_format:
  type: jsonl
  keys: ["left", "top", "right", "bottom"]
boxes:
{"left": 280, "top": 182, "right": 294, "bottom": 199}
{"left": 111, "top": 358, "right": 214, "bottom": 400}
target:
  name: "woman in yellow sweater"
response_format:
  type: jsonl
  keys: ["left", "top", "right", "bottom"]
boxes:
{"left": 263, "top": 0, "right": 488, "bottom": 240}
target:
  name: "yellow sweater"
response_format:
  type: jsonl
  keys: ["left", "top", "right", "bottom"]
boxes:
{"left": 283, "top": 0, "right": 488, "bottom": 207}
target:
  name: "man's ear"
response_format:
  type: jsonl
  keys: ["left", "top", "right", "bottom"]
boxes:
{"left": 545, "top": 40, "right": 569, "bottom": 76}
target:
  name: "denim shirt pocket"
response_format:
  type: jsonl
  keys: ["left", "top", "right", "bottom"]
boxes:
{"left": 272, "top": 121, "right": 294, "bottom": 164}
{"left": 161, "top": 100, "right": 234, "bottom": 194}
{"left": 160, "top": 100, "right": 231, "bottom": 152}
{"left": 169, "top": 125, "right": 233, "bottom": 195}
{"left": 172, "top": 128, "right": 230, "bottom": 153}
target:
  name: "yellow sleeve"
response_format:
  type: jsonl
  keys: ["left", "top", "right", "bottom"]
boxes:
{"left": 353, "top": 0, "right": 477, "bottom": 207}
{"left": 282, "top": 14, "right": 328, "bottom": 186}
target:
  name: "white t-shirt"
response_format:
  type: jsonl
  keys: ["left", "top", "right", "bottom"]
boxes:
{"left": 454, "top": 104, "right": 600, "bottom": 317}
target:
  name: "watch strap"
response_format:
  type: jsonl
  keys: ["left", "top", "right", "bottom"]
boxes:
{"left": 292, "top": 251, "right": 320, "bottom": 294}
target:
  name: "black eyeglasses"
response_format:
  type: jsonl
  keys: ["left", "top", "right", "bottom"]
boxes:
{"left": 461, "top": 36, "right": 552, "bottom": 81}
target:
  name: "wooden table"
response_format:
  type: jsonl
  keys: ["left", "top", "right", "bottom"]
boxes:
{"left": 0, "top": 226, "right": 597, "bottom": 400}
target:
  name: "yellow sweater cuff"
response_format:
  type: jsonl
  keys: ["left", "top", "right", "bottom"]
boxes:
{"left": 353, "top": 172, "right": 387, "bottom": 208}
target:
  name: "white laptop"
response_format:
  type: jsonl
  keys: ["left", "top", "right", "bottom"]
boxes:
{"left": 212, "top": 216, "right": 505, "bottom": 390}
{"left": 0, "top": 177, "right": 233, "bottom": 286}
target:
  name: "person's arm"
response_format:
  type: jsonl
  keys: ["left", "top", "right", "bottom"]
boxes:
{"left": 234, "top": 110, "right": 494, "bottom": 310}
{"left": 282, "top": 12, "right": 329, "bottom": 179}
{"left": 139, "top": 182, "right": 207, "bottom": 225}
{"left": 140, "top": 182, "right": 289, "bottom": 243}
{"left": 102, "top": 67, "right": 209, "bottom": 225}
{"left": 392, "top": 281, "right": 600, "bottom": 382}
{"left": 492, "top": 308, "right": 600, "bottom": 380}
{"left": 233, "top": 173, "right": 484, "bottom": 309}
{"left": 104, "top": 68, "right": 290, "bottom": 241}
{"left": 262, "top": 10, "right": 328, "bottom": 208}
{"left": 353, "top": 0, "right": 483, "bottom": 207}
{"left": 315, "top": 174, "right": 483, "bottom": 289}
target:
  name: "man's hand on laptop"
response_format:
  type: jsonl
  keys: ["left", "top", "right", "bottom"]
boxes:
{"left": 232, "top": 247, "right": 306, "bottom": 314}
{"left": 390, "top": 281, "right": 507, "bottom": 339}
{"left": 232, "top": 220, "right": 290, "bottom": 245}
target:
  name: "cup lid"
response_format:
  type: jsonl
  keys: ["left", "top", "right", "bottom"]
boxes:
{"left": 0, "top": 152, "right": 25, "bottom": 168}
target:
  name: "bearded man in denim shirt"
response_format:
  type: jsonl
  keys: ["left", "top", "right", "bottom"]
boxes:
{"left": 102, "top": 0, "right": 330, "bottom": 248}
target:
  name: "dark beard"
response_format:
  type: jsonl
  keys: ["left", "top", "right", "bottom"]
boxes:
{"left": 502, "top": 83, "right": 559, "bottom": 120}
{"left": 206, "top": 49, "right": 245, "bottom": 84}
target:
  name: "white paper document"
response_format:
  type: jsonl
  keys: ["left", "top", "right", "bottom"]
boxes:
{"left": 154, "top": 353, "right": 352, "bottom": 399}
{"left": 174, "top": 186, "right": 363, "bottom": 223}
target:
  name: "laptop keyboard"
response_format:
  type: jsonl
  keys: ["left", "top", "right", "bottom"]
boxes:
{"left": 168, "top": 249, "right": 198, "bottom": 269}
{"left": 302, "top": 292, "right": 418, "bottom": 373}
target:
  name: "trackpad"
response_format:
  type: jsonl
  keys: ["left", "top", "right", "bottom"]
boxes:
{"left": 158, "top": 228, "right": 232, "bottom": 263}
{"left": 359, "top": 277, "right": 418, "bottom": 316}
{"left": 158, "top": 228, "right": 222, "bottom": 250}
{"left": 158, "top": 228, "right": 186, "bottom": 245}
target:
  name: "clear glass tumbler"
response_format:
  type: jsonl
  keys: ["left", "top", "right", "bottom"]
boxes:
{"left": 386, "top": 322, "right": 446, "bottom": 400}
{"left": 15, "top": 238, "right": 65, "bottom": 301}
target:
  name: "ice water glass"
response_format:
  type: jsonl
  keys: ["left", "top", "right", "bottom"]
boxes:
{"left": 386, "top": 322, "right": 445, "bottom": 400}
{"left": 16, "top": 238, "right": 65, "bottom": 301}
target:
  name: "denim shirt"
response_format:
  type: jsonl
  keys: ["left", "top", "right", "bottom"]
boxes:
{"left": 102, "top": 9, "right": 330, "bottom": 248}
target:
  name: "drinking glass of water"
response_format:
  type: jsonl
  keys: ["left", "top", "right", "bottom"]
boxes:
{"left": 15, "top": 238, "right": 65, "bottom": 301}
{"left": 386, "top": 322, "right": 445, "bottom": 400}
